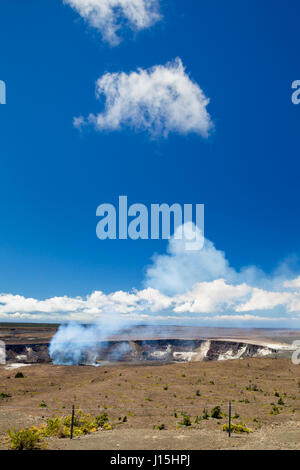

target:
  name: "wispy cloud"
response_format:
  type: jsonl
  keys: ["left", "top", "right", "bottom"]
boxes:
{"left": 74, "top": 58, "right": 213, "bottom": 138}
{"left": 64, "top": 0, "right": 161, "bottom": 46}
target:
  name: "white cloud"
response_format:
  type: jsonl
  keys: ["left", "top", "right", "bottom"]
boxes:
{"left": 75, "top": 58, "right": 213, "bottom": 137}
{"left": 284, "top": 276, "right": 300, "bottom": 289}
{"left": 64, "top": 0, "right": 161, "bottom": 46}
{"left": 173, "top": 279, "right": 251, "bottom": 314}
{"left": 201, "top": 314, "right": 287, "bottom": 323}
{"left": 236, "top": 288, "right": 293, "bottom": 312}
{"left": 144, "top": 224, "right": 300, "bottom": 298}
{"left": 145, "top": 224, "right": 236, "bottom": 295}
{"left": 134, "top": 288, "right": 173, "bottom": 311}
{"left": 2, "top": 224, "right": 300, "bottom": 326}
{"left": 1, "top": 278, "right": 300, "bottom": 325}
{"left": 0, "top": 288, "right": 172, "bottom": 323}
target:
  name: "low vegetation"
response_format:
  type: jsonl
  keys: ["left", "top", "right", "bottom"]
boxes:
{"left": 223, "top": 423, "right": 253, "bottom": 434}
{"left": 178, "top": 413, "right": 192, "bottom": 427}
{"left": 7, "top": 410, "right": 113, "bottom": 450}
{"left": 7, "top": 428, "right": 43, "bottom": 450}
{"left": 246, "top": 383, "right": 260, "bottom": 392}
{"left": 155, "top": 424, "right": 166, "bottom": 430}
{"left": 38, "top": 401, "right": 47, "bottom": 408}
{"left": 14, "top": 372, "right": 24, "bottom": 379}
{"left": 210, "top": 406, "right": 223, "bottom": 419}
{"left": 270, "top": 405, "right": 280, "bottom": 415}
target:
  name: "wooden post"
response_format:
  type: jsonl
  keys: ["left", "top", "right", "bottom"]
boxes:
{"left": 70, "top": 404, "right": 75, "bottom": 439}
{"left": 228, "top": 400, "right": 231, "bottom": 438}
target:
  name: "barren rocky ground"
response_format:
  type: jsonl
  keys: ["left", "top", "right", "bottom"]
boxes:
{"left": 0, "top": 357, "right": 299, "bottom": 450}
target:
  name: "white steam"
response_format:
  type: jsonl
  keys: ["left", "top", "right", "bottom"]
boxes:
{"left": 49, "top": 318, "right": 132, "bottom": 365}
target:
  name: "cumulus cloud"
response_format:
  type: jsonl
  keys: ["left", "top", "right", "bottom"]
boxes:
{"left": 2, "top": 224, "right": 300, "bottom": 326}
{"left": 144, "top": 224, "right": 300, "bottom": 297}
{"left": 284, "top": 276, "right": 300, "bottom": 289}
{"left": 236, "top": 288, "right": 293, "bottom": 313}
{"left": 0, "top": 288, "right": 172, "bottom": 323}
{"left": 64, "top": 0, "right": 161, "bottom": 46}
{"left": 1, "top": 277, "right": 300, "bottom": 325}
{"left": 145, "top": 225, "right": 235, "bottom": 295}
{"left": 74, "top": 58, "right": 213, "bottom": 137}
{"left": 174, "top": 279, "right": 251, "bottom": 314}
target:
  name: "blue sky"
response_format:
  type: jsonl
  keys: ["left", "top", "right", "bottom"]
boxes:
{"left": 0, "top": 0, "right": 300, "bottom": 326}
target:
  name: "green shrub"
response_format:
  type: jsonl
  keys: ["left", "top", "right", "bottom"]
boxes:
{"left": 195, "top": 390, "right": 201, "bottom": 396}
{"left": 223, "top": 423, "right": 253, "bottom": 434}
{"left": 0, "top": 392, "right": 11, "bottom": 399}
{"left": 40, "top": 418, "right": 62, "bottom": 437}
{"left": 156, "top": 424, "right": 165, "bottom": 430}
{"left": 270, "top": 405, "right": 280, "bottom": 415}
{"left": 210, "top": 406, "right": 222, "bottom": 419}
{"left": 95, "top": 412, "right": 109, "bottom": 428}
{"left": 41, "top": 410, "right": 111, "bottom": 439}
{"left": 274, "top": 391, "right": 280, "bottom": 397}
{"left": 38, "top": 401, "right": 47, "bottom": 408}
{"left": 8, "top": 409, "right": 111, "bottom": 448}
{"left": 246, "top": 383, "right": 259, "bottom": 392}
{"left": 277, "top": 397, "right": 285, "bottom": 406}
{"left": 14, "top": 372, "right": 24, "bottom": 379}
{"left": 102, "top": 422, "right": 112, "bottom": 430}
{"left": 7, "top": 428, "right": 42, "bottom": 450}
{"left": 178, "top": 413, "right": 191, "bottom": 426}
{"left": 202, "top": 408, "right": 209, "bottom": 420}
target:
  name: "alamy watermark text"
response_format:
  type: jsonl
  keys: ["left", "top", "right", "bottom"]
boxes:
{"left": 96, "top": 196, "right": 204, "bottom": 251}
{"left": 0, "top": 80, "right": 6, "bottom": 105}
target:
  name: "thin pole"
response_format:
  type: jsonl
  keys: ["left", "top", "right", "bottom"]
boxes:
{"left": 70, "top": 404, "right": 75, "bottom": 439}
{"left": 228, "top": 400, "right": 231, "bottom": 438}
